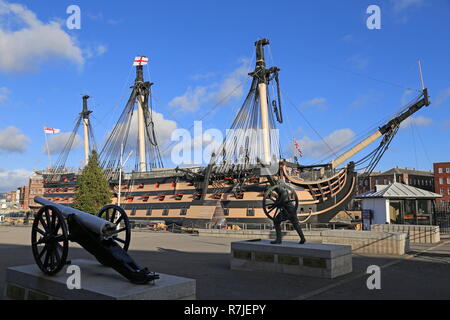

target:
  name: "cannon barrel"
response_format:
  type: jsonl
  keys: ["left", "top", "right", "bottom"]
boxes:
{"left": 34, "top": 197, "right": 117, "bottom": 237}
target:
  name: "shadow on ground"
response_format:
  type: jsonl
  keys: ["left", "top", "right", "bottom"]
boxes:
{"left": 2, "top": 240, "right": 450, "bottom": 300}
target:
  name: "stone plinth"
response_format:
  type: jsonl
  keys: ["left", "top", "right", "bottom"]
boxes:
{"left": 230, "top": 240, "right": 352, "bottom": 279}
{"left": 4, "top": 259, "right": 196, "bottom": 300}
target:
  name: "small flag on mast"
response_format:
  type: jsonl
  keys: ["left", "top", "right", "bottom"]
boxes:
{"left": 294, "top": 140, "right": 303, "bottom": 158}
{"left": 133, "top": 56, "right": 149, "bottom": 66}
{"left": 44, "top": 127, "right": 61, "bottom": 134}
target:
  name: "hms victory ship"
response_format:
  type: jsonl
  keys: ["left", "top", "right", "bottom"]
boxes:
{"left": 40, "top": 39, "right": 431, "bottom": 227}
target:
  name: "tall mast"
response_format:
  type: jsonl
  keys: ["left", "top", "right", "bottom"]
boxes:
{"left": 135, "top": 65, "right": 147, "bottom": 172}
{"left": 255, "top": 39, "right": 272, "bottom": 165}
{"left": 330, "top": 88, "right": 430, "bottom": 169}
{"left": 81, "top": 95, "right": 92, "bottom": 166}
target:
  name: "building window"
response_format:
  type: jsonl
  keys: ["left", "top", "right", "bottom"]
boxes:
{"left": 130, "top": 208, "right": 136, "bottom": 216}
{"left": 246, "top": 208, "right": 255, "bottom": 217}
{"left": 441, "top": 188, "right": 445, "bottom": 195}
{"left": 447, "top": 178, "right": 450, "bottom": 185}
{"left": 146, "top": 209, "right": 152, "bottom": 216}
{"left": 162, "top": 208, "right": 169, "bottom": 216}
{"left": 180, "top": 208, "right": 187, "bottom": 216}
{"left": 439, "top": 168, "right": 443, "bottom": 173}
{"left": 223, "top": 208, "right": 229, "bottom": 216}
{"left": 448, "top": 189, "right": 450, "bottom": 196}
{"left": 440, "top": 178, "right": 444, "bottom": 185}
{"left": 447, "top": 168, "right": 450, "bottom": 173}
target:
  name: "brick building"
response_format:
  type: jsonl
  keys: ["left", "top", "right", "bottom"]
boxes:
{"left": 19, "top": 185, "right": 30, "bottom": 211}
{"left": 434, "top": 162, "right": 450, "bottom": 205}
{"left": 28, "top": 172, "right": 45, "bottom": 211}
{"left": 357, "top": 168, "right": 435, "bottom": 195}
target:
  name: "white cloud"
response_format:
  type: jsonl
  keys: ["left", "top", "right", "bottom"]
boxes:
{"left": 435, "top": 87, "right": 450, "bottom": 106}
{"left": 109, "top": 111, "right": 178, "bottom": 158}
{"left": 43, "top": 132, "right": 82, "bottom": 155}
{"left": 84, "top": 44, "right": 107, "bottom": 59}
{"left": 152, "top": 111, "right": 179, "bottom": 150}
{"left": 350, "top": 92, "right": 379, "bottom": 109}
{"left": 400, "top": 116, "right": 432, "bottom": 129}
{"left": 301, "top": 97, "right": 327, "bottom": 109}
{"left": 0, "top": 86, "right": 10, "bottom": 103}
{"left": 168, "top": 86, "right": 208, "bottom": 113}
{"left": 190, "top": 72, "right": 216, "bottom": 81}
{"left": 169, "top": 59, "right": 250, "bottom": 112}
{"left": 441, "top": 119, "right": 450, "bottom": 131}
{"left": 0, "top": 168, "right": 32, "bottom": 192}
{"left": 347, "top": 55, "right": 369, "bottom": 70}
{"left": 391, "top": 0, "right": 424, "bottom": 12}
{"left": 341, "top": 34, "right": 354, "bottom": 42}
{"left": 295, "top": 129, "right": 356, "bottom": 159}
{"left": 0, "top": 0, "right": 84, "bottom": 72}
{"left": 401, "top": 88, "right": 416, "bottom": 106}
{"left": 0, "top": 126, "right": 29, "bottom": 153}
{"left": 88, "top": 12, "right": 121, "bottom": 25}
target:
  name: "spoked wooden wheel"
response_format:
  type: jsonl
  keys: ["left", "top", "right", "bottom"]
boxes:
{"left": 97, "top": 205, "right": 131, "bottom": 251}
{"left": 31, "top": 205, "right": 69, "bottom": 275}
{"left": 262, "top": 184, "right": 299, "bottom": 220}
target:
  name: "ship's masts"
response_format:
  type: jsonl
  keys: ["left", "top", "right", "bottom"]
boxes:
{"left": 82, "top": 95, "right": 91, "bottom": 166}
{"left": 137, "top": 95, "right": 147, "bottom": 172}
{"left": 255, "top": 39, "right": 271, "bottom": 165}
{"left": 330, "top": 89, "right": 430, "bottom": 169}
{"left": 83, "top": 118, "right": 90, "bottom": 165}
{"left": 330, "top": 131, "right": 383, "bottom": 169}
{"left": 136, "top": 65, "right": 147, "bottom": 172}
{"left": 258, "top": 83, "right": 271, "bottom": 165}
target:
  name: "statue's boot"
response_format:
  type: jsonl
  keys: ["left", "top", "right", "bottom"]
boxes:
{"left": 293, "top": 221, "right": 306, "bottom": 245}
{"left": 271, "top": 223, "right": 282, "bottom": 245}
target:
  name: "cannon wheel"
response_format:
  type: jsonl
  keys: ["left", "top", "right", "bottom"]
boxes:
{"left": 262, "top": 184, "right": 299, "bottom": 220}
{"left": 31, "top": 205, "right": 69, "bottom": 275}
{"left": 97, "top": 205, "right": 131, "bottom": 251}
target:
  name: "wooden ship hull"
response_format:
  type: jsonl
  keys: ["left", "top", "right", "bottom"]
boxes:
{"left": 41, "top": 161, "right": 357, "bottom": 227}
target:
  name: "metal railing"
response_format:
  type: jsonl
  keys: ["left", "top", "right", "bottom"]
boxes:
{"left": 435, "top": 212, "right": 450, "bottom": 234}
{"left": 204, "top": 221, "right": 352, "bottom": 231}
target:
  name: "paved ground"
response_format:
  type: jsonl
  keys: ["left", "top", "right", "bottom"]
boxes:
{"left": 1, "top": 226, "right": 450, "bottom": 300}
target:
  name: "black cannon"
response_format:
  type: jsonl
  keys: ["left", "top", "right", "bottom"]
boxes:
{"left": 31, "top": 197, "right": 159, "bottom": 284}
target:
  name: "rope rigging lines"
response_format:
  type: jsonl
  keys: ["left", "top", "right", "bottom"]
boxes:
{"left": 99, "top": 80, "right": 164, "bottom": 179}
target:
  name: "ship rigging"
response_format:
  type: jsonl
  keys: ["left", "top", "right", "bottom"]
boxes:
{"left": 40, "top": 39, "right": 431, "bottom": 227}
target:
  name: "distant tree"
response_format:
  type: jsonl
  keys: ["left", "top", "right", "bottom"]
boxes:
{"left": 72, "top": 151, "right": 112, "bottom": 214}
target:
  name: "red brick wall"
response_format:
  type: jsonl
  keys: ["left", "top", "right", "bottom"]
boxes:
{"left": 434, "top": 162, "right": 450, "bottom": 204}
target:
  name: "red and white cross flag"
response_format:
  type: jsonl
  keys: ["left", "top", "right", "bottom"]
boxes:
{"left": 44, "top": 127, "right": 61, "bottom": 134}
{"left": 133, "top": 56, "right": 149, "bottom": 66}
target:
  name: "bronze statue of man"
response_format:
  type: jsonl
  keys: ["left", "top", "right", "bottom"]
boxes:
{"left": 270, "top": 186, "right": 306, "bottom": 245}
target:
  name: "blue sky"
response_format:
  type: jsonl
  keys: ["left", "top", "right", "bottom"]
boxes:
{"left": 0, "top": 0, "right": 449, "bottom": 191}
